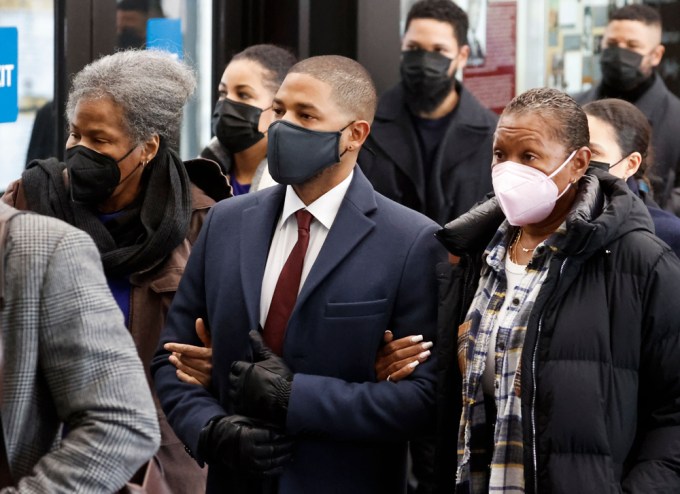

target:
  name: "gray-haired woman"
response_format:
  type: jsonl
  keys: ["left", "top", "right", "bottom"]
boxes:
{"left": 3, "top": 49, "right": 231, "bottom": 493}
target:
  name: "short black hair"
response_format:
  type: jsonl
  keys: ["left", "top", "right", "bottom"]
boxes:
{"left": 405, "top": 0, "right": 469, "bottom": 47}
{"left": 117, "top": 0, "right": 149, "bottom": 13}
{"left": 288, "top": 55, "right": 377, "bottom": 123}
{"left": 609, "top": 4, "right": 661, "bottom": 28}
{"left": 231, "top": 44, "right": 297, "bottom": 94}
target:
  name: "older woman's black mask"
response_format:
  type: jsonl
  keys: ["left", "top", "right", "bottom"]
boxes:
{"left": 66, "top": 145, "right": 136, "bottom": 204}
{"left": 400, "top": 50, "right": 455, "bottom": 114}
{"left": 211, "top": 99, "right": 266, "bottom": 154}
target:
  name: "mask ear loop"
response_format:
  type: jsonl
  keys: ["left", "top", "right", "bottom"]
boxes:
{"left": 339, "top": 120, "right": 357, "bottom": 157}
{"left": 548, "top": 149, "right": 578, "bottom": 179}
{"left": 550, "top": 149, "right": 578, "bottom": 199}
{"left": 115, "top": 145, "right": 138, "bottom": 164}
{"left": 117, "top": 145, "right": 146, "bottom": 186}
{"left": 608, "top": 155, "right": 628, "bottom": 170}
{"left": 609, "top": 154, "right": 635, "bottom": 180}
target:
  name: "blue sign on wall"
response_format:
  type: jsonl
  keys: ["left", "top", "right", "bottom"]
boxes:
{"left": 147, "top": 19, "right": 183, "bottom": 60}
{"left": 0, "top": 27, "right": 18, "bottom": 124}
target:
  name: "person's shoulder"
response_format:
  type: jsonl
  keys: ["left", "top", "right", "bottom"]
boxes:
{"left": 456, "top": 83, "right": 498, "bottom": 127}
{"left": 611, "top": 219, "right": 674, "bottom": 270}
{"left": 572, "top": 85, "right": 598, "bottom": 105}
{"left": 2, "top": 178, "right": 24, "bottom": 208}
{"left": 211, "top": 183, "right": 283, "bottom": 216}
{"left": 373, "top": 191, "right": 439, "bottom": 232}
{"left": 374, "top": 83, "right": 408, "bottom": 122}
{"left": 185, "top": 157, "right": 232, "bottom": 204}
{"left": 7, "top": 208, "right": 94, "bottom": 255}
{"left": 198, "top": 137, "right": 231, "bottom": 174}
{"left": 661, "top": 82, "right": 680, "bottom": 111}
{"left": 648, "top": 207, "right": 680, "bottom": 254}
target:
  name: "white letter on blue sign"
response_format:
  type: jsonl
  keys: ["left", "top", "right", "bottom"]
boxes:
{"left": 0, "top": 65, "right": 15, "bottom": 88}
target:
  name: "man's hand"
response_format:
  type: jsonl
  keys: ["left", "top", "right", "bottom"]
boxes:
{"left": 229, "top": 330, "right": 293, "bottom": 428}
{"left": 198, "top": 414, "right": 293, "bottom": 476}
{"left": 165, "top": 318, "right": 213, "bottom": 388}
{"left": 375, "top": 330, "right": 432, "bottom": 382}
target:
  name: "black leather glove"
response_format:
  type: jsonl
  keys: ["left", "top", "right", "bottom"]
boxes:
{"left": 229, "top": 330, "right": 293, "bottom": 428}
{"left": 198, "top": 414, "right": 293, "bottom": 476}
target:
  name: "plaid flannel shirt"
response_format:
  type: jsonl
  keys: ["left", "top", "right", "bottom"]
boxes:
{"left": 456, "top": 220, "right": 565, "bottom": 494}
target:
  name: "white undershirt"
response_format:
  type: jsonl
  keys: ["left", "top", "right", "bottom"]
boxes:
{"left": 258, "top": 171, "right": 354, "bottom": 328}
{"left": 481, "top": 253, "right": 526, "bottom": 396}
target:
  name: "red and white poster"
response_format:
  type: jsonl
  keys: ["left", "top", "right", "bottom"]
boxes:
{"left": 462, "top": 0, "right": 517, "bottom": 114}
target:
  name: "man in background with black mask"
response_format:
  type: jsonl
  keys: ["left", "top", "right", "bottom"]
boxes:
{"left": 359, "top": 0, "right": 497, "bottom": 226}
{"left": 576, "top": 4, "right": 680, "bottom": 214}
{"left": 116, "top": 0, "right": 151, "bottom": 49}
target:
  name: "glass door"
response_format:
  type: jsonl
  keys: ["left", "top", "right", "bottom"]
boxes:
{"left": 0, "top": 0, "right": 54, "bottom": 191}
{"left": 112, "top": 0, "right": 213, "bottom": 160}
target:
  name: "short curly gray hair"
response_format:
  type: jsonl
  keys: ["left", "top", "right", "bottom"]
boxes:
{"left": 66, "top": 49, "right": 196, "bottom": 148}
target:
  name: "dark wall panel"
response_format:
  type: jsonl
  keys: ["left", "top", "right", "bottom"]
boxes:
{"left": 309, "top": 0, "right": 357, "bottom": 58}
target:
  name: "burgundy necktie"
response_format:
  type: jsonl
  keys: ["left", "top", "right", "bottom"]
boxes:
{"left": 264, "top": 209, "right": 314, "bottom": 355}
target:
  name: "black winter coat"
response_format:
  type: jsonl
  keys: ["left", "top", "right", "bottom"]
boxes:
{"left": 358, "top": 82, "right": 497, "bottom": 226}
{"left": 433, "top": 169, "right": 680, "bottom": 493}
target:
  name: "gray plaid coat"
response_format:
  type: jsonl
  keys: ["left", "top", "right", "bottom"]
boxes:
{"left": 0, "top": 204, "right": 160, "bottom": 493}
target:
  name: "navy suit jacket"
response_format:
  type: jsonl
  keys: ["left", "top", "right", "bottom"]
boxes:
{"left": 152, "top": 168, "right": 446, "bottom": 493}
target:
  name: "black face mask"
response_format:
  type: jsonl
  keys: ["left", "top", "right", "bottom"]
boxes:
{"left": 588, "top": 160, "right": 615, "bottom": 172}
{"left": 211, "top": 99, "right": 266, "bottom": 154}
{"left": 600, "top": 47, "right": 647, "bottom": 92}
{"left": 66, "top": 145, "right": 136, "bottom": 204}
{"left": 267, "top": 120, "right": 352, "bottom": 185}
{"left": 589, "top": 155, "right": 627, "bottom": 173}
{"left": 400, "top": 50, "right": 455, "bottom": 114}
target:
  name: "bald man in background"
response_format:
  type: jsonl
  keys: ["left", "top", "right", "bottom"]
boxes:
{"left": 575, "top": 4, "right": 680, "bottom": 213}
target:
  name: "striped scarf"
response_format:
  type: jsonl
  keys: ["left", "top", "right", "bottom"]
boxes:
{"left": 456, "top": 221, "right": 565, "bottom": 493}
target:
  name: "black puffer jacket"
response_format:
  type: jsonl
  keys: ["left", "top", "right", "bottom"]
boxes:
{"left": 433, "top": 169, "right": 680, "bottom": 494}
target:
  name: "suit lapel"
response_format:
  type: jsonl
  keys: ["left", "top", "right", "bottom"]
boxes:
{"left": 370, "top": 86, "right": 426, "bottom": 204}
{"left": 294, "top": 170, "right": 377, "bottom": 310}
{"left": 240, "top": 186, "right": 285, "bottom": 327}
{"left": 370, "top": 120, "right": 424, "bottom": 199}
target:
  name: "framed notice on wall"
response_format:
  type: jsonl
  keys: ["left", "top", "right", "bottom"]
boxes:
{"left": 461, "top": 0, "right": 517, "bottom": 114}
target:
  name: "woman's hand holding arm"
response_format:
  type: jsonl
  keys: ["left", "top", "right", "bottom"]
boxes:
{"left": 375, "top": 330, "right": 433, "bottom": 382}
{"left": 165, "top": 318, "right": 213, "bottom": 388}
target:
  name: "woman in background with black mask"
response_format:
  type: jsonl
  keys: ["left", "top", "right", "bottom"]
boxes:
{"left": 584, "top": 98, "right": 680, "bottom": 257}
{"left": 202, "top": 44, "right": 297, "bottom": 195}
{"left": 3, "top": 49, "right": 231, "bottom": 493}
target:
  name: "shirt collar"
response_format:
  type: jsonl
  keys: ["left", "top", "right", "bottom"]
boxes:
{"left": 280, "top": 169, "right": 354, "bottom": 230}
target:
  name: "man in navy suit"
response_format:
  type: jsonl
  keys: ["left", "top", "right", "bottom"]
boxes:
{"left": 152, "top": 55, "right": 446, "bottom": 494}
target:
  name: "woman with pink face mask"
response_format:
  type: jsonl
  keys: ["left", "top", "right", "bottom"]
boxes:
{"left": 386, "top": 88, "right": 680, "bottom": 493}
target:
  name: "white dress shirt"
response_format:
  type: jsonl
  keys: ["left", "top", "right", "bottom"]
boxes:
{"left": 259, "top": 170, "right": 354, "bottom": 328}
{"left": 481, "top": 253, "right": 526, "bottom": 396}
